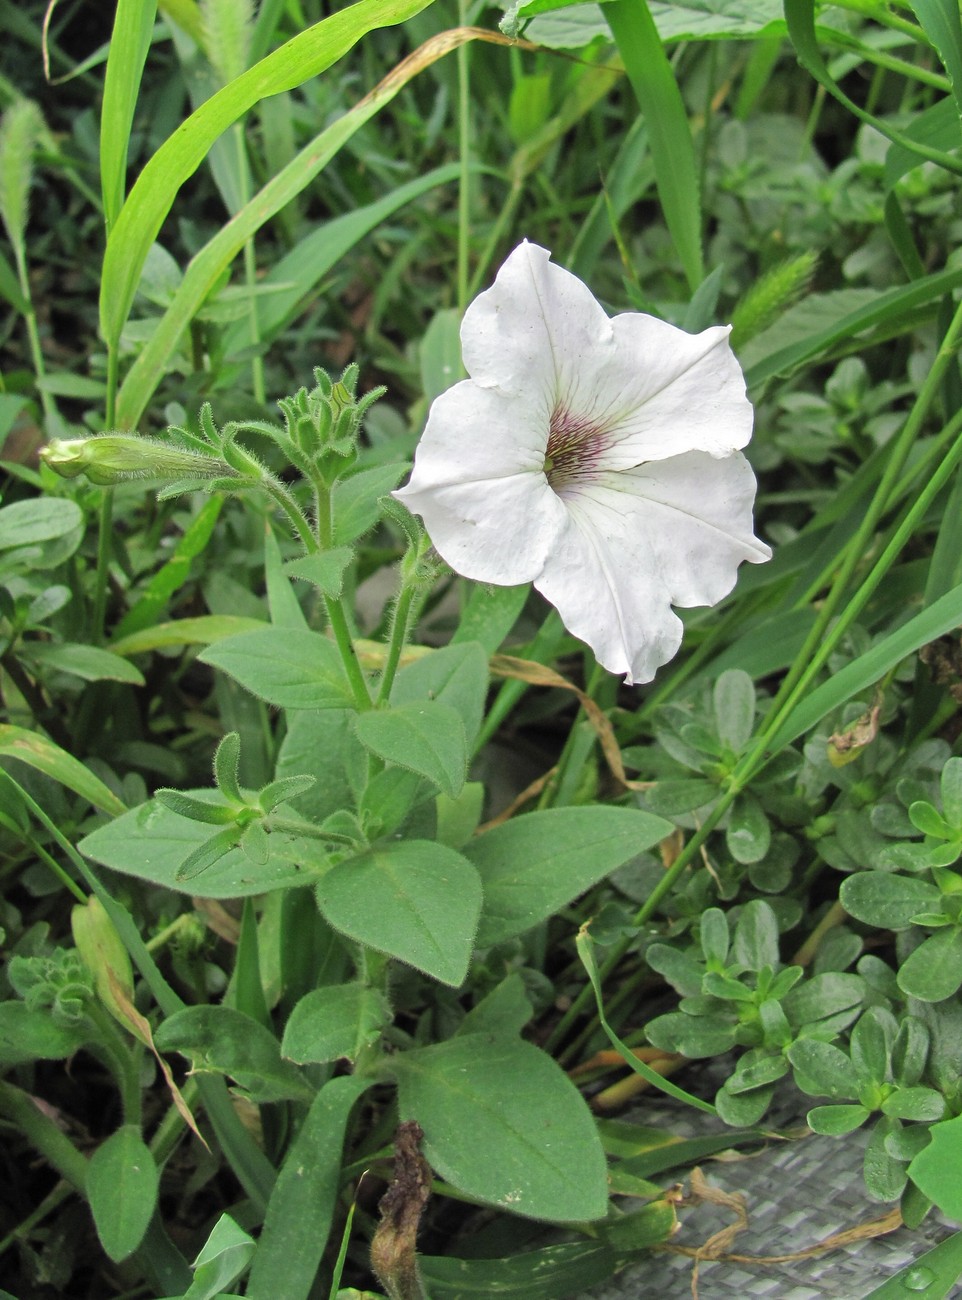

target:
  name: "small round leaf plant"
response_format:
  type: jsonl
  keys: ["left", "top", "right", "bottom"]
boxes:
{"left": 395, "top": 240, "right": 771, "bottom": 683}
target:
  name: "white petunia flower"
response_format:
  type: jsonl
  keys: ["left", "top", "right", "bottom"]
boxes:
{"left": 395, "top": 241, "right": 771, "bottom": 685}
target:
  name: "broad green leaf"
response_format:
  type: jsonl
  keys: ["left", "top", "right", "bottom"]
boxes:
{"left": 714, "top": 1081, "right": 775, "bottom": 1127}
{"left": 699, "top": 908, "right": 729, "bottom": 969}
{"left": 199, "top": 627, "right": 353, "bottom": 709}
{"left": 782, "top": 972, "right": 865, "bottom": 1033}
{"left": 317, "top": 840, "right": 481, "bottom": 986}
{"left": 0, "top": 724, "right": 126, "bottom": 815}
{"left": 456, "top": 973, "right": 534, "bottom": 1039}
{"left": 435, "top": 781, "right": 485, "bottom": 849}
{"left": 909, "top": 1112, "right": 962, "bottom": 1221}
{"left": 333, "top": 462, "right": 408, "bottom": 546}
{"left": 274, "top": 707, "right": 367, "bottom": 823}
{"left": 100, "top": 0, "right": 433, "bottom": 354}
{"left": 181, "top": 1214, "right": 255, "bottom": 1300}
{"left": 87, "top": 1126, "right": 159, "bottom": 1261}
{"left": 154, "top": 1005, "right": 313, "bottom": 1102}
{"left": 882, "top": 1086, "right": 947, "bottom": 1123}
{"left": 281, "top": 983, "right": 390, "bottom": 1064}
{"left": 850, "top": 1007, "right": 896, "bottom": 1086}
{"left": 466, "top": 806, "right": 672, "bottom": 947}
{"left": 392, "top": 1035, "right": 609, "bottom": 1221}
{"left": 504, "top": 0, "right": 786, "bottom": 44}
{"left": 79, "top": 793, "right": 327, "bottom": 898}
{"left": 893, "top": 1016, "right": 930, "bottom": 1087}
{"left": 358, "top": 766, "right": 431, "bottom": 838}
{"left": 245, "top": 1076, "right": 371, "bottom": 1300}
{"left": 22, "top": 643, "right": 145, "bottom": 685}
{"left": 0, "top": 498, "right": 82, "bottom": 548}
{"left": 865, "top": 1115, "right": 909, "bottom": 1201}
{"left": 392, "top": 641, "right": 489, "bottom": 751}
{"left": 840, "top": 872, "right": 942, "bottom": 931}
{"left": 283, "top": 547, "right": 353, "bottom": 598}
{"left": 897, "top": 928, "right": 962, "bottom": 1002}
{"left": 354, "top": 701, "right": 467, "bottom": 799}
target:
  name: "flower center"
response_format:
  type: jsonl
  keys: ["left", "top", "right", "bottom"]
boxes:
{"left": 543, "top": 406, "right": 608, "bottom": 496}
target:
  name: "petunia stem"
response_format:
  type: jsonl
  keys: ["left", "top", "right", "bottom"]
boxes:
{"left": 377, "top": 576, "right": 421, "bottom": 707}
{"left": 312, "top": 472, "right": 373, "bottom": 712}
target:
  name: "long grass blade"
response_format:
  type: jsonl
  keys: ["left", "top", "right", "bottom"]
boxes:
{"left": 99, "top": 0, "right": 433, "bottom": 354}
{"left": 100, "top": 0, "right": 158, "bottom": 234}
{"left": 908, "top": 0, "right": 962, "bottom": 121}
{"left": 115, "top": 32, "right": 487, "bottom": 429}
{"left": 603, "top": 0, "right": 703, "bottom": 290}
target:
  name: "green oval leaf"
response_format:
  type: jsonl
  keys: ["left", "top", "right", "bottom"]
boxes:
{"left": 281, "top": 983, "right": 390, "bottom": 1064}
{"left": 155, "top": 1006, "right": 313, "bottom": 1102}
{"left": 466, "top": 807, "right": 672, "bottom": 948}
{"left": 87, "top": 1126, "right": 159, "bottom": 1262}
{"left": 840, "top": 871, "right": 942, "bottom": 931}
{"left": 392, "top": 1035, "right": 609, "bottom": 1222}
{"left": 199, "top": 628, "right": 353, "bottom": 709}
{"left": 317, "top": 840, "right": 482, "bottom": 986}
{"left": 354, "top": 700, "right": 467, "bottom": 798}
{"left": 79, "top": 793, "right": 326, "bottom": 898}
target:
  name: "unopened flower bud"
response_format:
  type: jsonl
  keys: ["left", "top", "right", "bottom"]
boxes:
{"left": 41, "top": 435, "right": 233, "bottom": 487}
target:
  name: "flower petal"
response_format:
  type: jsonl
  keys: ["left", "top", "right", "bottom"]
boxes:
{"left": 613, "top": 451, "right": 771, "bottom": 607}
{"left": 394, "top": 378, "right": 566, "bottom": 584}
{"left": 534, "top": 452, "right": 769, "bottom": 684}
{"left": 534, "top": 500, "right": 683, "bottom": 685}
{"left": 591, "top": 316, "right": 754, "bottom": 463}
{"left": 460, "top": 242, "right": 613, "bottom": 402}
{"left": 398, "top": 380, "right": 547, "bottom": 490}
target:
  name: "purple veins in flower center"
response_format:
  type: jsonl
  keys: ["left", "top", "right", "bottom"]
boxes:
{"left": 543, "top": 405, "right": 609, "bottom": 495}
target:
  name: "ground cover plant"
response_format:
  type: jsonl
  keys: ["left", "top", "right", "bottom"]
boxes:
{"left": 4, "top": 0, "right": 962, "bottom": 1295}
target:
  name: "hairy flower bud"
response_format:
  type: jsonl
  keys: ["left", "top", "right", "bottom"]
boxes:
{"left": 41, "top": 435, "right": 234, "bottom": 487}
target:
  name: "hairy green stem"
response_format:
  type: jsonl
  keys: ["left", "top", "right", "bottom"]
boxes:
{"left": 376, "top": 581, "right": 418, "bottom": 706}
{"left": 313, "top": 474, "right": 372, "bottom": 710}
{"left": 0, "top": 1080, "right": 88, "bottom": 1191}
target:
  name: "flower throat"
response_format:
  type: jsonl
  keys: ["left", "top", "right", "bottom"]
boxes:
{"left": 543, "top": 406, "right": 607, "bottom": 494}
